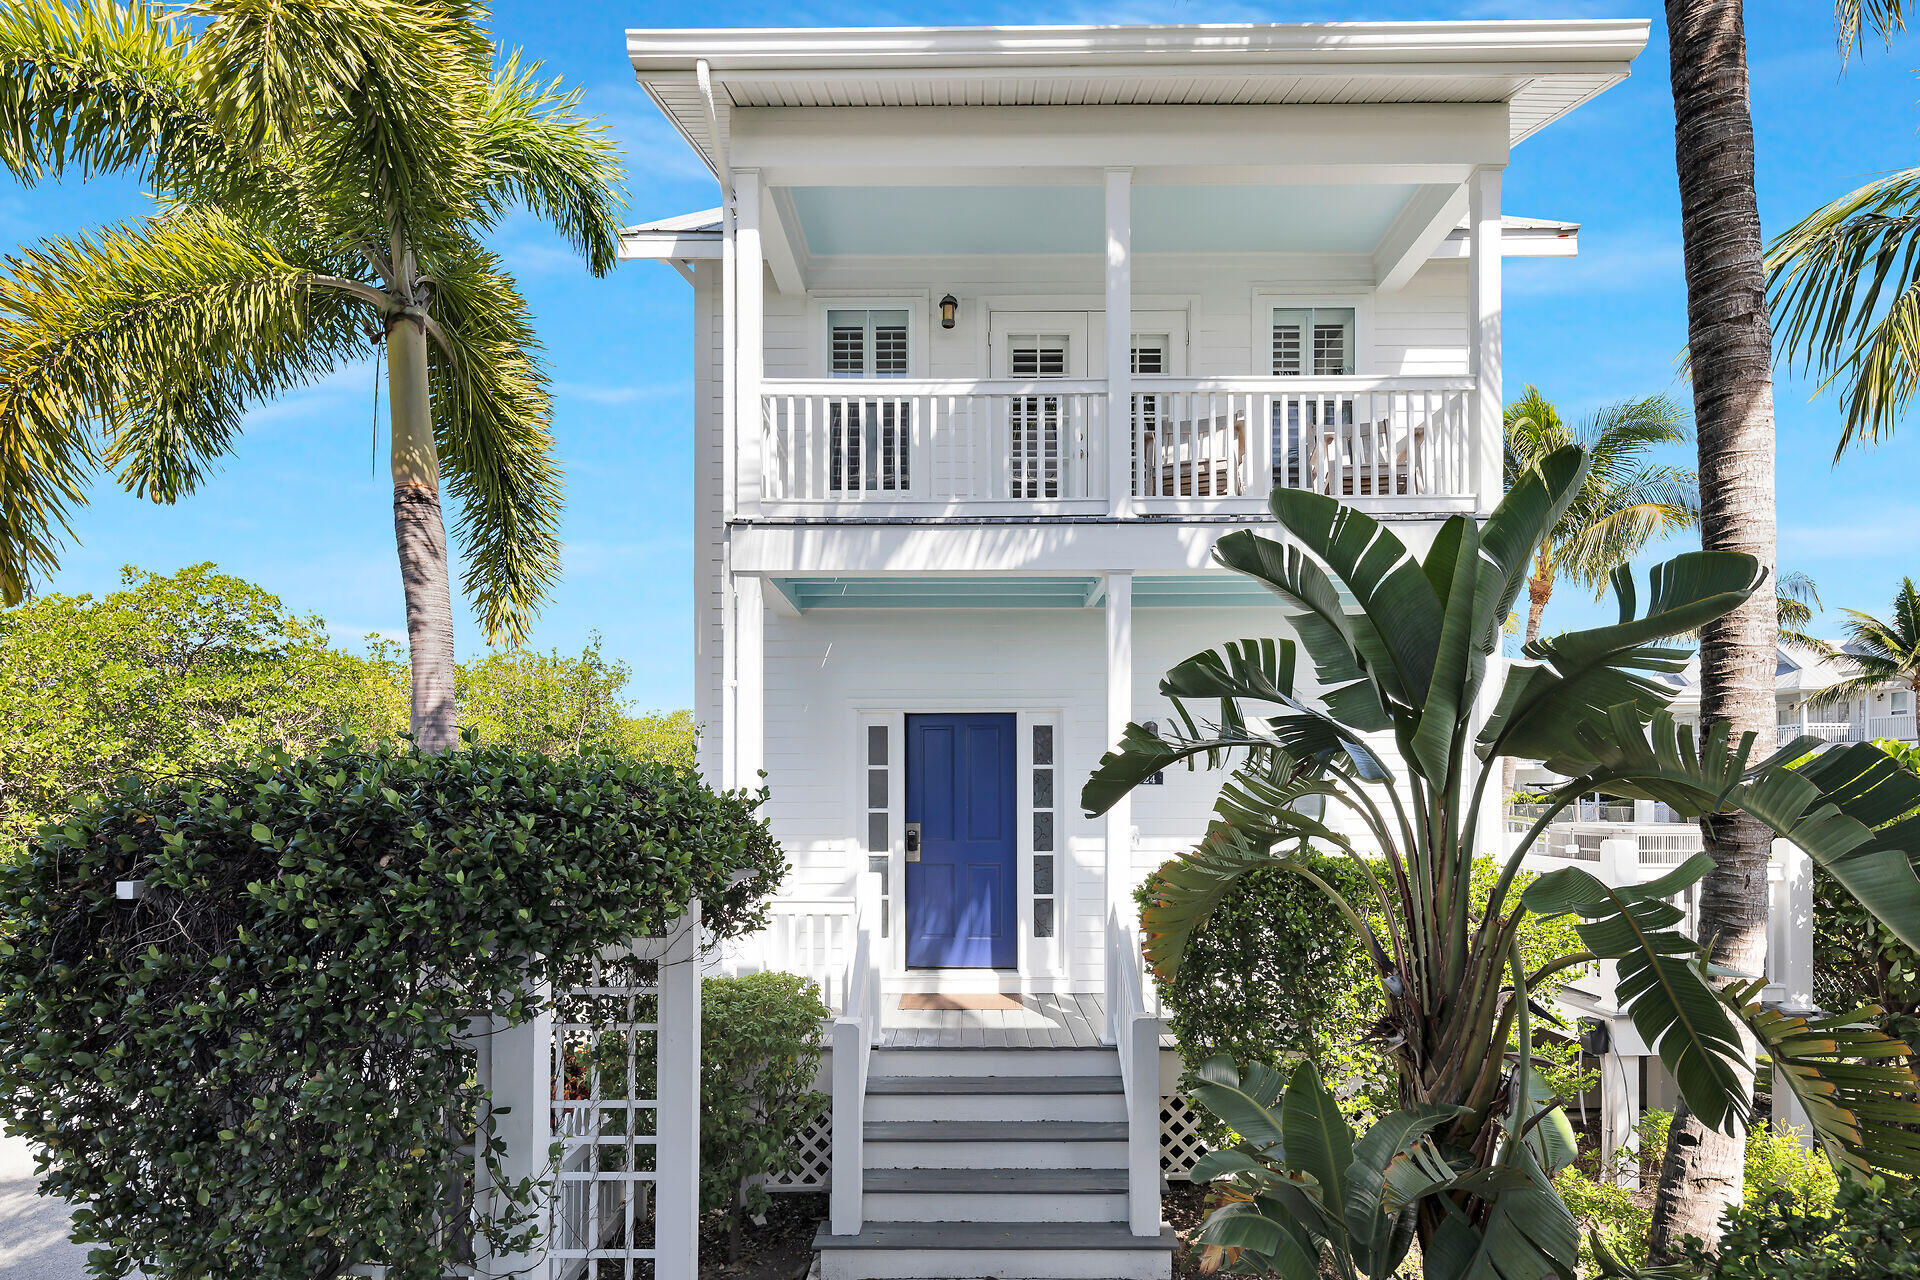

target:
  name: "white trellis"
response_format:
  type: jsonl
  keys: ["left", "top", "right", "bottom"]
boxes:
{"left": 479, "top": 905, "right": 703, "bottom": 1280}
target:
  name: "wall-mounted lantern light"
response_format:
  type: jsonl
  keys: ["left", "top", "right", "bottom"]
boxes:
{"left": 939, "top": 294, "right": 959, "bottom": 329}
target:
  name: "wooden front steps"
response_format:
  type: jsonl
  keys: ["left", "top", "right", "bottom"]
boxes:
{"left": 814, "top": 1045, "right": 1173, "bottom": 1280}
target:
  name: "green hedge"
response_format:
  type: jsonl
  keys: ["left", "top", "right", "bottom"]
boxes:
{"left": 0, "top": 740, "right": 785, "bottom": 1280}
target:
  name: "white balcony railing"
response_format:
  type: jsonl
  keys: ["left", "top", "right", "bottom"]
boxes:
{"left": 757, "top": 375, "right": 1476, "bottom": 514}
{"left": 1129, "top": 376, "right": 1474, "bottom": 506}
{"left": 1868, "top": 712, "right": 1917, "bottom": 743}
{"left": 761, "top": 378, "right": 1108, "bottom": 509}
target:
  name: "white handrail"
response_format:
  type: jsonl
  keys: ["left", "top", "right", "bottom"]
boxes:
{"left": 828, "top": 873, "right": 884, "bottom": 1237}
{"left": 1106, "top": 904, "right": 1162, "bottom": 1237}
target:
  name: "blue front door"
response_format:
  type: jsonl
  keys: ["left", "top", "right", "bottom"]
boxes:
{"left": 905, "top": 713, "right": 1017, "bottom": 968}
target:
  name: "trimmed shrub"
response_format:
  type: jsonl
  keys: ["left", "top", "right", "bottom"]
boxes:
{"left": 0, "top": 740, "right": 784, "bottom": 1280}
{"left": 700, "top": 972, "right": 830, "bottom": 1258}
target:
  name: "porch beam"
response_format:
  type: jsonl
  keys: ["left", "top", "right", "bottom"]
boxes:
{"left": 732, "top": 102, "right": 1510, "bottom": 179}
{"left": 736, "top": 168, "right": 766, "bottom": 516}
{"left": 1373, "top": 181, "right": 1469, "bottom": 293}
{"left": 1467, "top": 165, "right": 1504, "bottom": 514}
{"left": 1105, "top": 168, "right": 1134, "bottom": 519}
{"left": 1104, "top": 571, "right": 1134, "bottom": 926}
{"left": 760, "top": 183, "right": 806, "bottom": 295}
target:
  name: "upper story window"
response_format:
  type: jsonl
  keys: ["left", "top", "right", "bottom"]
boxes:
{"left": 829, "top": 309, "right": 909, "bottom": 378}
{"left": 1271, "top": 306, "right": 1355, "bottom": 376}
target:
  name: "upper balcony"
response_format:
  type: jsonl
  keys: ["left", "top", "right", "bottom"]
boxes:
{"left": 623, "top": 20, "right": 1649, "bottom": 531}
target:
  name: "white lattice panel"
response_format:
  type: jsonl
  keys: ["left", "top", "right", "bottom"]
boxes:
{"left": 764, "top": 1108, "right": 833, "bottom": 1191}
{"left": 1161, "top": 1095, "right": 1209, "bottom": 1180}
{"left": 550, "top": 952, "right": 661, "bottom": 1278}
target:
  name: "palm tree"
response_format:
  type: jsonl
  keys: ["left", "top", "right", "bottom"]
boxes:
{"left": 1650, "top": 0, "right": 1783, "bottom": 1257}
{"left": 1767, "top": 2, "right": 1916, "bottom": 452}
{"left": 1777, "top": 569, "right": 1825, "bottom": 648}
{"left": 1503, "top": 386, "right": 1697, "bottom": 648}
{"left": 1811, "top": 578, "right": 1920, "bottom": 720}
{"left": 0, "top": 0, "right": 623, "bottom": 751}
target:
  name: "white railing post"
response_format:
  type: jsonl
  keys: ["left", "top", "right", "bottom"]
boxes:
{"left": 829, "top": 872, "right": 882, "bottom": 1237}
{"left": 1106, "top": 906, "right": 1161, "bottom": 1237}
{"left": 654, "top": 904, "right": 704, "bottom": 1280}
{"left": 480, "top": 998, "right": 552, "bottom": 1280}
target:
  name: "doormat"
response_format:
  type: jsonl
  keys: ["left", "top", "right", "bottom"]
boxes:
{"left": 897, "top": 993, "right": 1025, "bottom": 1011}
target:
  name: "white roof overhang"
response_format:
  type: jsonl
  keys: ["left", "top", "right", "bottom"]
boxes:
{"left": 617, "top": 208, "right": 1577, "bottom": 263}
{"left": 628, "top": 20, "right": 1651, "bottom": 178}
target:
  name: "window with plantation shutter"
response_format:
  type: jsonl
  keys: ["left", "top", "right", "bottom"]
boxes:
{"left": 825, "top": 308, "right": 911, "bottom": 490}
{"left": 1007, "top": 334, "right": 1068, "bottom": 498}
{"left": 1271, "top": 307, "right": 1354, "bottom": 376}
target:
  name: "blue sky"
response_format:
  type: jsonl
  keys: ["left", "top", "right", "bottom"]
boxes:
{"left": 5, "top": 0, "right": 1919, "bottom": 711}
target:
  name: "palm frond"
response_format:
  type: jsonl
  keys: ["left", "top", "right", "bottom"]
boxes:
{"left": 475, "top": 54, "right": 625, "bottom": 277}
{"left": 1768, "top": 167, "right": 1920, "bottom": 452}
{"left": 0, "top": 208, "right": 367, "bottom": 604}
{"left": 1838, "top": 0, "right": 1911, "bottom": 60}
{"left": 423, "top": 241, "right": 563, "bottom": 648}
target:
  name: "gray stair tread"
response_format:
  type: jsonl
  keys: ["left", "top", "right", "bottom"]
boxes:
{"left": 815, "top": 1221, "right": 1179, "bottom": 1251}
{"left": 867, "top": 1074, "right": 1122, "bottom": 1095}
{"left": 865, "top": 1120, "right": 1130, "bottom": 1141}
{"left": 864, "top": 1167, "right": 1129, "bottom": 1194}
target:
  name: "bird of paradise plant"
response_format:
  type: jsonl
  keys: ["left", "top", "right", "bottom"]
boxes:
{"left": 1082, "top": 446, "right": 1920, "bottom": 1279}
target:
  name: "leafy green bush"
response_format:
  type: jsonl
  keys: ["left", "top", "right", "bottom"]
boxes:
{"left": 1557, "top": 1112, "right": 1838, "bottom": 1273}
{"left": 1674, "top": 1176, "right": 1920, "bottom": 1278}
{"left": 1141, "top": 850, "right": 1590, "bottom": 1128}
{"left": 0, "top": 740, "right": 784, "bottom": 1280}
{"left": 700, "top": 972, "right": 829, "bottom": 1258}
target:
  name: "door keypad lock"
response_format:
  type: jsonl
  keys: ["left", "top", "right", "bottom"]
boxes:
{"left": 905, "top": 822, "right": 922, "bottom": 862}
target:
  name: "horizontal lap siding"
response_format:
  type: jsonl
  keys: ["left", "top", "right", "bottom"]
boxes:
{"left": 756, "top": 606, "right": 1387, "bottom": 984}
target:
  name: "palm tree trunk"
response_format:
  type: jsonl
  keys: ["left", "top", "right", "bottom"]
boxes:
{"left": 388, "top": 311, "right": 459, "bottom": 753}
{"left": 1648, "top": 0, "right": 1778, "bottom": 1258}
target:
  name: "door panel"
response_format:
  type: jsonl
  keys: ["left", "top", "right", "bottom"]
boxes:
{"left": 905, "top": 713, "right": 1018, "bottom": 969}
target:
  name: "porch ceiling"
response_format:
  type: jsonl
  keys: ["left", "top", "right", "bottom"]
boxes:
{"left": 767, "top": 573, "right": 1318, "bottom": 612}
{"left": 787, "top": 183, "right": 1419, "bottom": 257}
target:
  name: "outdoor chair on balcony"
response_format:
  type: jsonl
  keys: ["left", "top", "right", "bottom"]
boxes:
{"left": 1139, "top": 410, "right": 1247, "bottom": 497}
{"left": 1316, "top": 418, "right": 1427, "bottom": 496}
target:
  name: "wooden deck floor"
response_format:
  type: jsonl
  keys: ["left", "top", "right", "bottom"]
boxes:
{"left": 876, "top": 993, "right": 1112, "bottom": 1049}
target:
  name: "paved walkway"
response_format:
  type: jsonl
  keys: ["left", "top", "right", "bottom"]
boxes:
{"left": 0, "top": 1131, "right": 90, "bottom": 1280}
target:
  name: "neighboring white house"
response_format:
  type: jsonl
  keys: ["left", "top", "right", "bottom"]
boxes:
{"left": 619, "top": 19, "right": 1650, "bottom": 1278}
{"left": 1666, "top": 641, "right": 1919, "bottom": 746}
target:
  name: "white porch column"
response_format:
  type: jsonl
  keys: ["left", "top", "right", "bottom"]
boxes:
{"left": 1599, "top": 1044, "right": 1642, "bottom": 1186}
{"left": 1105, "top": 168, "right": 1134, "bottom": 517}
{"left": 1467, "top": 166, "right": 1505, "bottom": 513}
{"left": 734, "top": 168, "right": 765, "bottom": 517}
{"left": 1105, "top": 571, "right": 1134, "bottom": 925}
{"left": 732, "top": 575, "right": 765, "bottom": 789}
{"left": 482, "top": 1000, "right": 551, "bottom": 1278}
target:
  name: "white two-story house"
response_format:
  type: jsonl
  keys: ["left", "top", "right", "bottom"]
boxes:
{"left": 620, "top": 20, "right": 1649, "bottom": 1278}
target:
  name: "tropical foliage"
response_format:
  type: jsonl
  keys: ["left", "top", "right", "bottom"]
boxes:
{"left": 1663, "top": 1176, "right": 1920, "bottom": 1279}
{"left": 0, "top": 565, "right": 696, "bottom": 856}
{"left": 0, "top": 740, "right": 784, "bottom": 1280}
{"left": 1082, "top": 447, "right": 1920, "bottom": 1278}
{"left": 1502, "top": 386, "right": 1696, "bottom": 646}
{"left": 0, "top": 0, "right": 625, "bottom": 747}
{"left": 1809, "top": 577, "right": 1920, "bottom": 715}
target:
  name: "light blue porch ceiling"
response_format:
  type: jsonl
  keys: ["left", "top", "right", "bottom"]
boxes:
{"left": 787, "top": 184, "right": 1421, "bottom": 257}
{"left": 770, "top": 574, "right": 1330, "bottom": 613}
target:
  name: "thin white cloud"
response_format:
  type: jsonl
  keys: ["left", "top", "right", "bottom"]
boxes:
{"left": 555, "top": 380, "right": 680, "bottom": 406}
{"left": 1781, "top": 506, "right": 1920, "bottom": 560}
{"left": 1506, "top": 237, "right": 1685, "bottom": 301}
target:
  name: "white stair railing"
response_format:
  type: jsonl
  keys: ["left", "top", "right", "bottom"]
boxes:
{"left": 828, "top": 873, "right": 884, "bottom": 1237}
{"left": 1106, "top": 904, "right": 1163, "bottom": 1237}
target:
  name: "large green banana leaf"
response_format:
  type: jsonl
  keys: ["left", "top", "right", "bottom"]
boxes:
{"left": 1554, "top": 711, "right": 1920, "bottom": 956}
{"left": 1728, "top": 979, "right": 1920, "bottom": 1179}
{"left": 1521, "top": 854, "right": 1752, "bottom": 1132}
{"left": 1476, "top": 552, "right": 1765, "bottom": 769}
